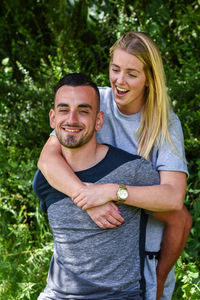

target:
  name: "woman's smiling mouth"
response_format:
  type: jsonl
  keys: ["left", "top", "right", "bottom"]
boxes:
{"left": 116, "top": 86, "right": 129, "bottom": 96}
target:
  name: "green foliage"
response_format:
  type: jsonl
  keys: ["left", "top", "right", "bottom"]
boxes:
{"left": 0, "top": 0, "right": 199, "bottom": 298}
{"left": 173, "top": 256, "right": 200, "bottom": 300}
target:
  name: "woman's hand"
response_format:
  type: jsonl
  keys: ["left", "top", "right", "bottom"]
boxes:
{"left": 72, "top": 183, "right": 117, "bottom": 210}
{"left": 87, "top": 202, "right": 124, "bottom": 229}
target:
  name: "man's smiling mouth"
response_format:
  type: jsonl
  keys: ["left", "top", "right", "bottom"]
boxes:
{"left": 61, "top": 126, "right": 82, "bottom": 133}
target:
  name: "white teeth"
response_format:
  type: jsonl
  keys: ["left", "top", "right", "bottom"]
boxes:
{"left": 63, "top": 128, "right": 80, "bottom": 132}
{"left": 117, "top": 87, "right": 128, "bottom": 92}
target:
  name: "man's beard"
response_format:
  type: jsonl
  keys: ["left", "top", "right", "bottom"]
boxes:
{"left": 56, "top": 128, "right": 95, "bottom": 149}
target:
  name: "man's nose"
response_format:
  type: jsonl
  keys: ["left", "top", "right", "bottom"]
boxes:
{"left": 67, "top": 111, "right": 78, "bottom": 124}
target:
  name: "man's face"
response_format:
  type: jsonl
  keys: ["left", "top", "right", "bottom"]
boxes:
{"left": 49, "top": 85, "right": 103, "bottom": 148}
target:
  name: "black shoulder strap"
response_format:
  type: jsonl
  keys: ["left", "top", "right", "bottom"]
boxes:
{"left": 139, "top": 210, "right": 148, "bottom": 299}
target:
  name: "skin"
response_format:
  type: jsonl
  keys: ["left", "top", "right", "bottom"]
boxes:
{"left": 51, "top": 85, "right": 100, "bottom": 150}
{"left": 109, "top": 48, "right": 148, "bottom": 114}
{"left": 38, "top": 136, "right": 191, "bottom": 299}
{"left": 50, "top": 85, "right": 106, "bottom": 172}
{"left": 72, "top": 50, "right": 186, "bottom": 212}
{"left": 45, "top": 82, "right": 191, "bottom": 299}
{"left": 154, "top": 206, "right": 192, "bottom": 299}
{"left": 72, "top": 171, "right": 186, "bottom": 212}
{"left": 38, "top": 50, "right": 192, "bottom": 298}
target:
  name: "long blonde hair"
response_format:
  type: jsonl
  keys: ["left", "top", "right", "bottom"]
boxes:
{"left": 110, "top": 31, "right": 171, "bottom": 160}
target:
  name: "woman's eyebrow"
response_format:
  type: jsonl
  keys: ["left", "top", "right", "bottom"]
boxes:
{"left": 111, "top": 63, "right": 140, "bottom": 72}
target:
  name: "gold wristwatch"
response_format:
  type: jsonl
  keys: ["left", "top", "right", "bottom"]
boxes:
{"left": 117, "top": 184, "right": 128, "bottom": 203}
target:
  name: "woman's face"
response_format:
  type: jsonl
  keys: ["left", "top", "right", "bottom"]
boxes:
{"left": 109, "top": 49, "right": 148, "bottom": 115}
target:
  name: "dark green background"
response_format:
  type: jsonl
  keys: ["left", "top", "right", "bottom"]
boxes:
{"left": 0, "top": 1, "right": 199, "bottom": 299}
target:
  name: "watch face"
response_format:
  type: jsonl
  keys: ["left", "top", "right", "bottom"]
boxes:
{"left": 119, "top": 189, "right": 128, "bottom": 200}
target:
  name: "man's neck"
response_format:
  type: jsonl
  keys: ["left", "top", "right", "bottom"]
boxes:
{"left": 61, "top": 141, "right": 109, "bottom": 172}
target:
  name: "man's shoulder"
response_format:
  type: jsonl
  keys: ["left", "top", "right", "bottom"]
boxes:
{"left": 75, "top": 145, "right": 142, "bottom": 184}
{"left": 104, "top": 145, "right": 145, "bottom": 176}
{"left": 97, "top": 145, "right": 160, "bottom": 186}
{"left": 108, "top": 144, "right": 141, "bottom": 163}
{"left": 108, "top": 145, "right": 158, "bottom": 173}
{"left": 32, "top": 169, "right": 48, "bottom": 197}
{"left": 32, "top": 169, "right": 67, "bottom": 212}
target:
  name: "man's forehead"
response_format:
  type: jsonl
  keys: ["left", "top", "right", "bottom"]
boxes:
{"left": 55, "top": 85, "right": 97, "bottom": 107}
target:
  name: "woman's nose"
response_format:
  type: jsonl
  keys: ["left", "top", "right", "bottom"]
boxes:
{"left": 116, "top": 72, "right": 126, "bottom": 84}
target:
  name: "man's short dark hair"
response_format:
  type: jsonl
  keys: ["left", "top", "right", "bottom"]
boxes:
{"left": 54, "top": 73, "right": 100, "bottom": 111}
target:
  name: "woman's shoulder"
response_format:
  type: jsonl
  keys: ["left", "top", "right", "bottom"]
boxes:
{"left": 98, "top": 86, "right": 113, "bottom": 97}
{"left": 169, "top": 108, "right": 183, "bottom": 129}
{"left": 98, "top": 86, "right": 114, "bottom": 111}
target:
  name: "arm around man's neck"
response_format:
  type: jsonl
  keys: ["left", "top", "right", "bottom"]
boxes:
{"left": 38, "top": 136, "right": 84, "bottom": 196}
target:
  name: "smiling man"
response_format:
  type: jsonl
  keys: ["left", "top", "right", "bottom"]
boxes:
{"left": 33, "top": 73, "right": 165, "bottom": 300}
{"left": 51, "top": 83, "right": 100, "bottom": 150}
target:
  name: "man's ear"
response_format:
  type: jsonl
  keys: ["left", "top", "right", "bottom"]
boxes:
{"left": 49, "top": 109, "right": 55, "bottom": 129}
{"left": 95, "top": 111, "right": 104, "bottom": 131}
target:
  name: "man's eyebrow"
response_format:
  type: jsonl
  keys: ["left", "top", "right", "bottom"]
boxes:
{"left": 111, "top": 63, "right": 140, "bottom": 73}
{"left": 56, "top": 103, "right": 92, "bottom": 109}
{"left": 78, "top": 104, "right": 92, "bottom": 109}
{"left": 57, "top": 103, "right": 69, "bottom": 108}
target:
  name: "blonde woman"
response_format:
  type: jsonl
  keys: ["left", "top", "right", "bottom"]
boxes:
{"left": 38, "top": 32, "right": 192, "bottom": 300}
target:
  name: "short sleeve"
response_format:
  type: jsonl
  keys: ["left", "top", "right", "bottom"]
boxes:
{"left": 151, "top": 111, "right": 188, "bottom": 176}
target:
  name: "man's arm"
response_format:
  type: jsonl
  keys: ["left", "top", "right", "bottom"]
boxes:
{"left": 153, "top": 206, "right": 192, "bottom": 300}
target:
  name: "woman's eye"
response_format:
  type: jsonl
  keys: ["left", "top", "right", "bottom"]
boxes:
{"left": 112, "top": 68, "right": 119, "bottom": 72}
{"left": 128, "top": 73, "right": 136, "bottom": 77}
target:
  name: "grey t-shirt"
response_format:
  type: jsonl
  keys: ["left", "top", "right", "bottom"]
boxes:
{"left": 97, "top": 87, "right": 188, "bottom": 252}
{"left": 50, "top": 86, "right": 188, "bottom": 250}
{"left": 50, "top": 86, "right": 188, "bottom": 300}
{"left": 33, "top": 146, "right": 159, "bottom": 299}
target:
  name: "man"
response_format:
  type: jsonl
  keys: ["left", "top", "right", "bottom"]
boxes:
{"left": 33, "top": 73, "right": 165, "bottom": 299}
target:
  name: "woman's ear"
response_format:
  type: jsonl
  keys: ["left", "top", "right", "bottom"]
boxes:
{"left": 95, "top": 111, "right": 104, "bottom": 131}
{"left": 49, "top": 109, "right": 55, "bottom": 129}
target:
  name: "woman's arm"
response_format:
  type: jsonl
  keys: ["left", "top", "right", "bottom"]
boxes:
{"left": 38, "top": 136, "right": 84, "bottom": 196}
{"left": 72, "top": 171, "right": 187, "bottom": 211}
{"left": 38, "top": 136, "right": 124, "bottom": 227}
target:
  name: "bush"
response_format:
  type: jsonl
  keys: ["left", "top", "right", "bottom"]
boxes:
{"left": 0, "top": 0, "right": 199, "bottom": 298}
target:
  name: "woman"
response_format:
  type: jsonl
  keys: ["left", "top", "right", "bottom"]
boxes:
{"left": 38, "top": 32, "right": 191, "bottom": 300}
